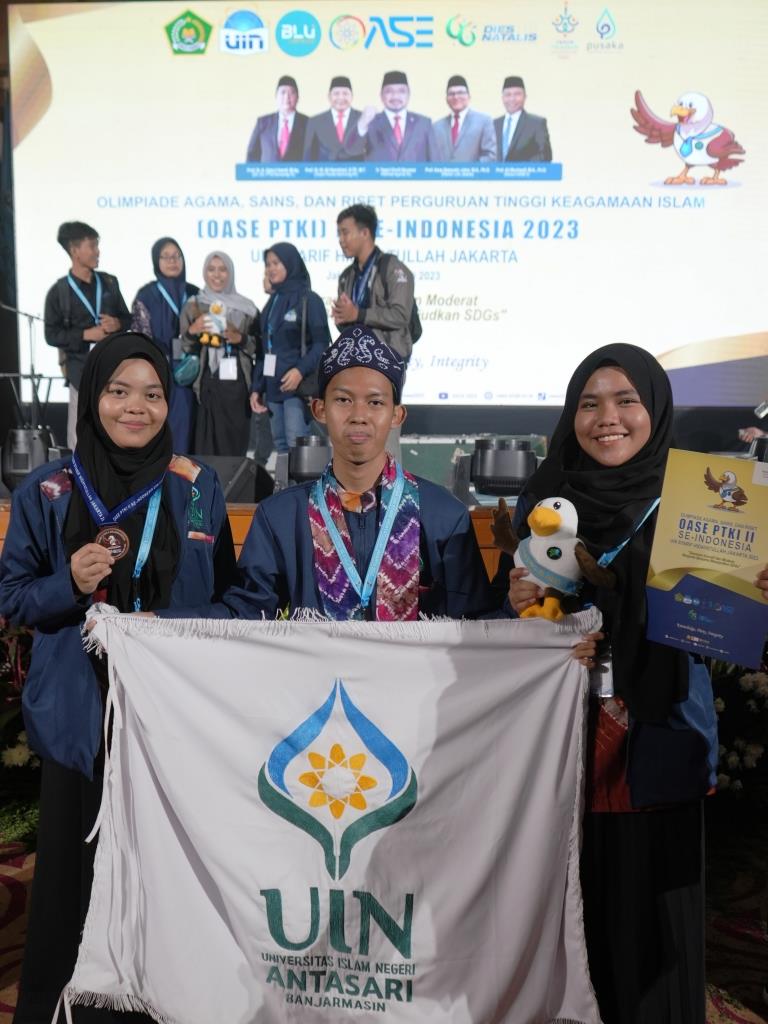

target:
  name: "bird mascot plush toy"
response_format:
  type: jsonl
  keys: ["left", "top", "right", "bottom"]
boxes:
{"left": 492, "top": 496, "right": 615, "bottom": 621}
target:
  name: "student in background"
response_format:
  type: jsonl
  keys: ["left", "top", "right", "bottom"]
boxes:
{"left": 251, "top": 243, "right": 330, "bottom": 453}
{"left": 180, "top": 252, "right": 258, "bottom": 457}
{"left": 44, "top": 221, "right": 130, "bottom": 449}
{"left": 131, "top": 237, "right": 200, "bottom": 453}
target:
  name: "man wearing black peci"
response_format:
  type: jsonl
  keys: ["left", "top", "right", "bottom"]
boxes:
{"left": 245, "top": 75, "right": 308, "bottom": 162}
{"left": 303, "top": 76, "right": 362, "bottom": 161}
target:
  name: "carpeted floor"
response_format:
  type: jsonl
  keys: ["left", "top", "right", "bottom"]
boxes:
{"left": 0, "top": 798, "right": 766, "bottom": 1024}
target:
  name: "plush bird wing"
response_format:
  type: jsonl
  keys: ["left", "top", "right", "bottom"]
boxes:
{"left": 575, "top": 542, "right": 616, "bottom": 590}
{"left": 704, "top": 467, "right": 722, "bottom": 493}
{"left": 706, "top": 127, "right": 745, "bottom": 170}
{"left": 731, "top": 486, "right": 748, "bottom": 507}
{"left": 630, "top": 90, "right": 676, "bottom": 148}
{"left": 491, "top": 497, "right": 519, "bottom": 556}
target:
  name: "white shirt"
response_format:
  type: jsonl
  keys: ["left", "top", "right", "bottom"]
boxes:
{"left": 276, "top": 111, "right": 296, "bottom": 138}
{"left": 330, "top": 108, "right": 351, "bottom": 132}
{"left": 502, "top": 110, "right": 523, "bottom": 150}
{"left": 385, "top": 107, "right": 408, "bottom": 139}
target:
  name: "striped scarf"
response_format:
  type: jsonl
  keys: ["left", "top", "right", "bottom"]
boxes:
{"left": 308, "top": 454, "right": 420, "bottom": 620}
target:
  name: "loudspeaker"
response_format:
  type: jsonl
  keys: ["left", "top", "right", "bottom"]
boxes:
{"left": 192, "top": 456, "right": 274, "bottom": 502}
{"left": 1, "top": 427, "right": 55, "bottom": 491}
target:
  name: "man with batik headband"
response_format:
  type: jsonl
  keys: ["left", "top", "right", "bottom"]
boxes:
{"left": 219, "top": 325, "right": 494, "bottom": 620}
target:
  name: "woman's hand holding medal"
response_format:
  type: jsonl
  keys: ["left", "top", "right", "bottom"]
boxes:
{"left": 71, "top": 542, "right": 114, "bottom": 595}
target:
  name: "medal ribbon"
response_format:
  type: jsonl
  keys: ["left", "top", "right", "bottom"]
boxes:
{"left": 313, "top": 461, "right": 405, "bottom": 609}
{"left": 67, "top": 272, "right": 103, "bottom": 325}
{"left": 156, "top": 281, "right": 187, "bottom": 318}
{"left": 71, "top": 451, "right": 166, "bottom": 527}
{"left": 132, "top": 488, "right": 162, "bottom": 611}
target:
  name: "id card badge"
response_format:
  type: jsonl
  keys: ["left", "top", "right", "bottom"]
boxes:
{"left": 263, "top": 353, "right": 277, "bottom": 377}
{"left": 219, "top": 356, "right": 238, "bottom": 381}
{"left": 589, "top": 645, "right": 614, "bottom": 698}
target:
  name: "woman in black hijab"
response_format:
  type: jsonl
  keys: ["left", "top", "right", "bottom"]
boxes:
{"left": 1, "top": 332, "right": 236, "bottom": 1023}
{"left": 496, "top": 344, "right": 717, "bottom": 1024}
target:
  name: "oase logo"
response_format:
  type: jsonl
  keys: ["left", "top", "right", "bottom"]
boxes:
{"left": 220, "top": 9, "right": 268, "bottom": 54}
{"left": 329, "top": 14, "right": 434, "bottom": 49}
{"left": 276, "top": 9, "right": 322, "bottom": 56}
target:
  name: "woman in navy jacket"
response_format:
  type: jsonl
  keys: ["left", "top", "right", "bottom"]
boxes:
{"left": 0, "top": 332, "right": 236, "bottom": 1023}
{"left": 250, "top": 243, "right": 330, "bottom": 452}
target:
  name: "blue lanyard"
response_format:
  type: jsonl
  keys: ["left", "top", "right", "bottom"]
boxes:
{"left": 68, "top": 272, "right": 102, "bottom": 325}
{"left": 71, "top": 451, "right": 166, "bottom": 526}
{"left": 351, "top": 252, "right": 377, "bottom": 307}
{"left": 314, "top": 463, "right": 405, "bottom": 611}
{"left": 156, "top": 282, "right": 187, "bottom": 319}
{"left": 132, "top": 488, "right": 162, "bottom": 611}
{"left": 597, "top": 498, "right": 660, "bottom": 567}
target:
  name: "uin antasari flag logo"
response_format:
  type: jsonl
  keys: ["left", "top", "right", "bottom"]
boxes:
{"left": 259, "top": 680, "right": 418, "bottom": 880}
{"left": 68, "top": 613, "right": 603, "bottom": 1024}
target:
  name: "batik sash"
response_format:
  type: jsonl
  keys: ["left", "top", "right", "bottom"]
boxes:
{"left": 308, "top": 454, "right": 420, "bottom": 620}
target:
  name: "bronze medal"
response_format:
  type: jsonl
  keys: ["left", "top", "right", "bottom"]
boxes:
{"left": 95, "top": 526, "right": 130, "bottom": 561}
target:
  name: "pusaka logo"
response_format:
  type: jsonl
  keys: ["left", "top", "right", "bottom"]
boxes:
{"left": 329, "top": 14, "right": 434, "bottom": 50}
{"left": 258, "top": 680, "right": 417, "bottom": 880}
{"left": 165, "top": 9, "right": 212, "bottom": 55}
{"left": 276, "top": 9, "right": 322, "bottom": 57}
{"left": 220, "top": 9, "right": 268, "bottom": 54}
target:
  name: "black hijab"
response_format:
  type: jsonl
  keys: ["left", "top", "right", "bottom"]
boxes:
{"left": 63, "top": 332, "right": 179, "bottom": 612}
{"left": 521, "top": 343, "right": 688, "bottom": 722}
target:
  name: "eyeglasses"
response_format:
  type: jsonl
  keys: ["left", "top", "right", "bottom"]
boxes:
{"left": 159, "top": 253, "right": 182, "bottom": 262}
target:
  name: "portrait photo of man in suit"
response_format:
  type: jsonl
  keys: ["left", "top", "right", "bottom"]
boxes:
{"left": 430, "top": 75, "right": 496, "bottom": 162}
{"left": 303, "top": 76, "right": 362, "bottom": 162}
{"left": 355, "top": 70, "right": 432, "bottom": 162}
{"left": 245, "top": 75, "right": 308, "bottom": 162}
{"left": 494, "top": 76, "right": 552, "bottom": 162}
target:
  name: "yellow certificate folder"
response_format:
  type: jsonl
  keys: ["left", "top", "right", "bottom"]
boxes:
{"left": 646, "top": 449, "right": 768, "bottom": 667}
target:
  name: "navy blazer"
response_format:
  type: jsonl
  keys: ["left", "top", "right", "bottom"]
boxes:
{"left": 0, "top": 457, "right": 236, "bottom": 775}
{"left": 303, "top": 109, "right": 362, "bottom": 161}
{"left": 246, "top": 111, "right": 309, "bottom": 162}
{"left": 494, "top": 109, "right": 552, "bottom": 162}
{"left": 363, "top": 111, "right": 432, "bottom": 162}
{"left": 221, "top": 474, "right": 494, "bottom": 619}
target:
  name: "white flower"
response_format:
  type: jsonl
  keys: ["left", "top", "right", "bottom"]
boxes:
{"left": 731, "top": 779, "right": 743, "bottom": 791}
{"left": 726, "top": 752, "right": 741, "bottom": 770}
{"left": 717, "top": 773, "right": 731, "bottom": 789}
{"left": 1, "top": 744, "right": 31, "bottom": 768}
{"left": 714, "top": 697, "right": 726, "bottom": 713}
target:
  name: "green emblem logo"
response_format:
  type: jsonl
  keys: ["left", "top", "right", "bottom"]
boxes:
{"left": 165, "top": 10, "right": 212, "bottom": 55}
{"left": 259, "top": 680, "right": 417, "bottom": 880}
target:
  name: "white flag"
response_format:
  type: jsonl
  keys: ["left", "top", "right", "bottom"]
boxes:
{"left": 71, "top": 612, "right": 603, "bottom": 1024}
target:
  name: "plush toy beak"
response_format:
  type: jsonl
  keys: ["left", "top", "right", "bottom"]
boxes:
{"left": 527, "top": 507, "right": 562, "bottom": 537}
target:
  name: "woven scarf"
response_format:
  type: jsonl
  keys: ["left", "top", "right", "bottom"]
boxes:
{"left": 309, "top": 454, "right": 420, "bottom": 620}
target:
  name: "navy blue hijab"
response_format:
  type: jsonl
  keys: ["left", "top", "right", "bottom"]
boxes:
{"left": 134, "top": 237, "right": 199, "bottom": 357}
{"left": 261, "top": 242, "right": 311, "bottom": 344}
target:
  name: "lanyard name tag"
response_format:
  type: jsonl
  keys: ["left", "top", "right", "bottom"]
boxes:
{"left": 263, "top": 353, "right": 277, "bottom": 377}
{"left": 219, "top": 356, "right": 238, "bottom": 380}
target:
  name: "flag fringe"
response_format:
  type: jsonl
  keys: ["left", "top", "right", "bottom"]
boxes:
{"left": 66, "top": 988, "right": 180, "bottom": 1024}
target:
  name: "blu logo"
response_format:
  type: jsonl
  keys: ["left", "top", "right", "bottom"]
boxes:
{"left": 276, "top": 10, "right": 321, "bottom": 56}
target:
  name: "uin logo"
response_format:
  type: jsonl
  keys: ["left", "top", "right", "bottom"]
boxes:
{"left": 329, "top": 14, "right": 434, "bottom": 50}
{"left": 164, "top": 9, "right": 212, "bottom": 55}
{"left": 595, "top": 8, "right": 616, "bottom": 39}
{"left": 259, "top": 680, "right": 417, "bottom": 880}
{"left": 553, "top": 1, "right": 579, "bottom": 34}
{"left": 220, "top": 9, "right": 268, "bottom": 54}
{"left": 446, "top": 14, "right": 477, "bottom": 46}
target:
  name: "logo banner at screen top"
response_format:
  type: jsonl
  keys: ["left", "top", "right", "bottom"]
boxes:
{"left": 70, "top": 613, "right": 601, "bottom": 1023}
